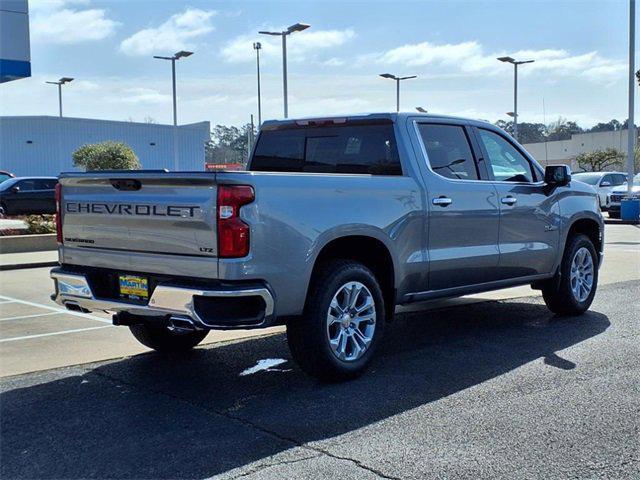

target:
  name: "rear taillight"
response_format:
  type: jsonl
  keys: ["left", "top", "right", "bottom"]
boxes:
{"left": 55, "top": 182, "right": 63, "bottom": 244}
{"left": 217, "top": 185, "right": 254, "bottom": 258}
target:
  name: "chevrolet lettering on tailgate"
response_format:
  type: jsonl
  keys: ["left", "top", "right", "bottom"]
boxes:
{"left": 65, "top": 202, "right": 199, "bottom": 217}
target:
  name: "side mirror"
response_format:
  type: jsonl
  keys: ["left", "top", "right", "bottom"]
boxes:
{"left": 545, "top": 165, "right": 571, "bottom": 186}
{"left": 11, "top": 186, "right": 20, "bottom": 193}
{"left": 600, "top": 181, "right": 611, "bottom": 187}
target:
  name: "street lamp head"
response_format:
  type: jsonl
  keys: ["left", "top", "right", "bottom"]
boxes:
{"left": 380, "top": 73, "right": 397, "bottom": 80}
{"left": 59, "top": 77, "right": 74, "bottom": 83}
{"left": 497, "top": 56, "right": 516, "bottom": 64}
{"left": 253, "top": 42, "right": 262, "bottom": 50}
{"left": 287, "top": 22, "right": 310, "bottom": 33}
{"left": 416, "top": 107, "right": 428, "bottom": 113}
{"left": 506, "top": 111, "right": 516, "bottom": 117}
{"left": 174, "top": 50, "right": 193, "bottom": 59}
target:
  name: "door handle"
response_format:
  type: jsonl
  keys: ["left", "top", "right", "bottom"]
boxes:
{"left": 432, "top": 196, "right": 453, "bottom": 206}
{"left": 501, "top": 196, "right": 517, "bottom": 205}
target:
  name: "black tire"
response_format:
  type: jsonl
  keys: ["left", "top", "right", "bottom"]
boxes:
{"left": 0, "top": 203, "right": 7, "bottom": 217}
{"left": 542, "top": 234, "right": 598, "bottom": 316}
{"left": 608, "top": 211, "right": 620, "bottom": 219}
{"left": 129, "top": 324, "right": 208, "bottom": 353}
{"left": 287, "top": 260, "right": 386, "bottom": 382}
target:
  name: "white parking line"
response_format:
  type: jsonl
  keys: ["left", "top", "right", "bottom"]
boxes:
{"left": 0, "top": 300, "right": 15, "bottom": 304}
{"left": 0, "top": 326, "right": 112, "bottom": 343}
{"left": 0, "top": 312, "right": 59, "bottom": 322}
{"left": 0, "top": 295, "right": 112, "bottom": 324}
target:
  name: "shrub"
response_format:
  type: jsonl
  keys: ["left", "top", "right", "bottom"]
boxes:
{"left": 26, "top": 215, "right": 56, "bottom": 234}
{"left": 72, "top": 141, "right": 141, "bottom": 171}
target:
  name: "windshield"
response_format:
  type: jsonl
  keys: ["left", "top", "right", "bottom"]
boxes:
{"left": 573, "top": 173, "right": 602, "bottom": 185}
{"left": 0, "top": 178, "right": 17, "bottom": 191}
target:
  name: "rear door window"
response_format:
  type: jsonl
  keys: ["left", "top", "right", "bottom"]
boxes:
{"left": 251, "top": 124, "right": 402, "bottom": 175}
{"left": 417, "top": 124, "right": 479, "bottom": 180}
{"left": 35, "top": 179, "right": 57, "bottom": 190}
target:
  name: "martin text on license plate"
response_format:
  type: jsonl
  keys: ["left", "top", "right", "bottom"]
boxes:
{"left": 119, "top": 274, "right": 148, "bottom": 299}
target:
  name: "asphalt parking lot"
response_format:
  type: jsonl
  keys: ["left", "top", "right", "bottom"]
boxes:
{"left": 0, "top": 224, "right": 638, "bottom": 479}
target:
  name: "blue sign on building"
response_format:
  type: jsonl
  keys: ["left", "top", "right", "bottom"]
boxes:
{"left": 0, "top": 0, "right": 31, "bottom": 83}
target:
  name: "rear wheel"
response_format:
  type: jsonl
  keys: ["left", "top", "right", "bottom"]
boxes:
{"left": 0, "top": 203, "right": 7, "bottom": 217}
{"left": 129, "top": 323, "right": 208, "bottom": 353}
{"left": 542, "top": 234, "right": 598, "bottom": 316}
{"left": 287, "top": 260, "right": 385, "bottom": 382}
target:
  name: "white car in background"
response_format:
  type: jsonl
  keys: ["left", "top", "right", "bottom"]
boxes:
{"left": 572, "top": 171, "right": 628, "bottom": 210}
{"left": 608, "top": 173, "right": 640, "bottom": 218}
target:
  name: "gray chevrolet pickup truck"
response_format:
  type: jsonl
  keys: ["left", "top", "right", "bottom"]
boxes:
{"left": 51, "top": 113, "right": 604, "bottom": 381}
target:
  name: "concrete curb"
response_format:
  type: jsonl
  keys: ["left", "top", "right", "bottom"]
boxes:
{"left": 604, "top": 219, "right": 640, "bottom": 225}
{"left": 0, "top": 234, "right": 57, "bottom": 254}
{"left": 0, "top": 261, "right": 58, "bottom": 271}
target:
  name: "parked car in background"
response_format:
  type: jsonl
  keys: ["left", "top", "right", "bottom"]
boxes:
{"left": 0, "top": 170, "right": 15, "bottom": 184}
{"left": 608, "top": 173, "right": 640, "bottom": 218}
{"left": 573, "top": 171, "right": 627, "bottom": 210}
{"left": 0, "top": 177, "right": 58, "bottom": 216}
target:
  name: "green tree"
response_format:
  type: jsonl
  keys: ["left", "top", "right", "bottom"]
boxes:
{"left": 206, "top": 124, "right": 257, "bottom": 165}
{"left": 72, "top": 141, "right": 141, "bottom": 171}
{"left": 494, "top": 120, "right": 548, "bottom": 144}
{"left": 547, "top": 117, "right": 583, "bottom": 141}
{"left": 588, "top": 119, "right": 622, "bottom": 132}
{"left": 575, "top": 148, "right": 625, "bottom": 172}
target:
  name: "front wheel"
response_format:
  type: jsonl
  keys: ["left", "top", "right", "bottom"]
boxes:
{"left": 542, "top": 234, "right": 598, "bottom": 316}
{"left": 129, "top": 323, "right": 208, "bottom": 353}
{"left": 287, "top": 260, "right": 385, "bottom": 382}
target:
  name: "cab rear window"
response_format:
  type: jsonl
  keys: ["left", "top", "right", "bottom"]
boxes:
{"left": 250, "top": 124, "right": 402, "bottom": 175}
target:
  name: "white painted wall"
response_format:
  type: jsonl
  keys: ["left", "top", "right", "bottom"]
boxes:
{"left": 523, "top": 129, "right": 631, "bottom": 169}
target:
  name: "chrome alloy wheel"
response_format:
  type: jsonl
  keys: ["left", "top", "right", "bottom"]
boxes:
{"left": 570, "top": 247, "right": 594, "bottom": 303}
{"left": 326, "top": 281, "right": 376, "bottom": 362}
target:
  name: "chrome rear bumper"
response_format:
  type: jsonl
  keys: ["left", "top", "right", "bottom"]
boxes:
{"left": 50, "top": 268, "right": 275, "bottom": 329}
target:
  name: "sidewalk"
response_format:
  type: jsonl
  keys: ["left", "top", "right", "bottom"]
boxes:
{"left": 0, "top": 251, "right": 58, "bottom": 271}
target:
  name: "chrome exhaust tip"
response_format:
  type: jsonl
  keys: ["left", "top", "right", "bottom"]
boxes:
{"left": 167, "top": 316, "right": 201, "bottom": 333}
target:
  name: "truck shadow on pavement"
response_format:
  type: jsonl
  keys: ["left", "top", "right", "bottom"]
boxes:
{"left": 1, "top": 297, "right": 610, "bottom": 479}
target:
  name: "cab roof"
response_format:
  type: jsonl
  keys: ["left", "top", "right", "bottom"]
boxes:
{"left": 260, "top": 112, "right": 497, "bottom": 130}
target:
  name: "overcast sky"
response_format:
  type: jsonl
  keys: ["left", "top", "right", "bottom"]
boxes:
{"left": 0, "top": 0, "right": 635, "bottom": 128}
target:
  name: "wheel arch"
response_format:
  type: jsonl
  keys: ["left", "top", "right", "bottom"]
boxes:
{"left": 564, "top": 216, "right": 603, "bottom": 263}
{"left": 307, "top": 234, "right": 397, "bottom": 320}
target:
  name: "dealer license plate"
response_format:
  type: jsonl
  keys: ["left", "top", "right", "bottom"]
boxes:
{"left": 119, "top": 274, "right": 148, "bottom": 300}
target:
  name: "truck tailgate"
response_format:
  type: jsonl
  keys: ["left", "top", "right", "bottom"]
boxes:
{"left": 59, "top": 173, "right": 218, "bottom": 258}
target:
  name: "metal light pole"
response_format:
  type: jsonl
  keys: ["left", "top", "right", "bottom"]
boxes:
{"left": 379, "top": 74, "right": 417, "bottom": 112}
{"left": 259, "top": 23, "right": 310, "bottom": 118}
{"left": 627, "top": 0, "right": 636, "bottom": 195}
{"left": 497, "top": 56, "right": 534, "bottom": 142}
{"left": 253, "top": 42, "right": 262, "bottom": 126}
{"left": 45, "top": 77, "right": 74, "bottom": 117}
{"left": 153, "top": 50, "right": 193, "bottom": 169}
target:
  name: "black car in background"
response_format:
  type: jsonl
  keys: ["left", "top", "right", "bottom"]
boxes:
{"left": 0, "top": 177, "right": 58, "bottom": 216}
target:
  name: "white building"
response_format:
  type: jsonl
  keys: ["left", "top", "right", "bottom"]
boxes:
{"left": 0, "top": 116, "right": 211, "bottom": 176}
{"left": 0, "top": 0, "right": 30, "bottom": 83}
{"left": 523, "top": 129, "right": 633, "bottom": 170}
